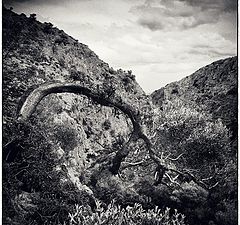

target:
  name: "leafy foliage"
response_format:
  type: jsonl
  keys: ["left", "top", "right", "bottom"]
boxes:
{"left": 69, "top": 200, "right": 186, "bottom": 225}
{"left": 147, "top": 99, "right": 236, "bottom": 225}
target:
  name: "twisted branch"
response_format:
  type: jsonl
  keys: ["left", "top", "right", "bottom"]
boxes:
{"left": 17, "top": 82, "right": 213, "bottom": 190}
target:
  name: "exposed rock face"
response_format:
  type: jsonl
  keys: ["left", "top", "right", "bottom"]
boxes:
{"left": 151, "top": 57, "right": 237, "bottom": 153}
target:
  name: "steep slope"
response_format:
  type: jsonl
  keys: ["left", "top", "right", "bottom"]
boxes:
{"left": 151, "top": 56, "right": 238, "bottom": 153}
{"left": 3, "top": 7, "right": 148, "bottom": 172}
{"left": 3, "top": 7, "right": 145, "bottom": 120}
{"left": 2, "top": 7, "right": 151, "bottom": 224}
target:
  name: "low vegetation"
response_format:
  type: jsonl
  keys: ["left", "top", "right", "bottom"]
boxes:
{"left": 69, "top": 200, "right": 186, "bottom": 225}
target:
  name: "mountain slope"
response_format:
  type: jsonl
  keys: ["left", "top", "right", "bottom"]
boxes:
{"left": 3, "top": 6, "right": 150, "bottom": 181}
{"left": 151, "top": 56, "right": 238, "bottom": 152}
{"left": 3, "top": 7, "right": 146, "bottom": 121}
{"left": 3, "top": 7, "right": 151, "bottom": 224}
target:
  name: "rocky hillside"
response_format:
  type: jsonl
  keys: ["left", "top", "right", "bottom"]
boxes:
{"left": 3, "top": 6, "right": 150, "bottom": 186}
{"left": 3, "top": 7, "right": 152, "bottom": 224}
{"left": 3, "top": 7, "right": 146, "bottom": 119}
{"left": 2, "top": 7, "right": 237, "bottom": 225}
{"left": 151, "top": 56, "right": 238, "bottom": 153}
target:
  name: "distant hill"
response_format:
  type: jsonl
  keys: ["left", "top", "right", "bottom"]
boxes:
{"left": 151, "top": 56, "right": 237, "bottom": 153}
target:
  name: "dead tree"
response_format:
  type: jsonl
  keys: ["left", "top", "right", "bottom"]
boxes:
{"left": 17, "top": 82, "right": 214, "bottom": 190}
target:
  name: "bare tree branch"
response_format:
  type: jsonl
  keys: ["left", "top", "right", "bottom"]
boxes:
{"left": 201, "top": 176, "right": 214, "bottom": 181}
{"left": 165, "top": 173, "right": 181, "bottom": 186}
{"left": 209, "top": 182, "right": 219, "bottom": 190}
{"left": 168, "top": 168, "right": 209, "bottom": 190}
{"left": 122, "top": 160, "right": 144, "bottom": 168}
{"left": 164, "top": 153, "right": 172, "bottom": 160}
{"left": 168, "top": 153, "right": 184, "bottom": 161}
{"left": 120, "top": 159, "right": 153, "bottom": 170}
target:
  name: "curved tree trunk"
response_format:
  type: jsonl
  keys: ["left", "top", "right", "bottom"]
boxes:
{"left": 17, "top": 82, "right": 210, "bottom": 190}
{"left": 17, "top": 83, "right": 163, "bottom": 173}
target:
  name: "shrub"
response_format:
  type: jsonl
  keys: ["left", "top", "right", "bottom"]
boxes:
{"left": 150, "top": 99, "right": 235, "bottom": 225}
{"left": 127, "top": 70, "right": 135, "bottom": 80}
{"left": 152, "top": 99, "right": 231, "bottom": 183}
{"left": 69, "top": 200, "right": 187, "bottom": 225}
{"left": 102, "top": 119, "right": 111, "bottom": 130}
{"left": 69, "top": 69, "right": 86, "bottom": 81}
{"left": 3, "top": 120, "right": 94, "bottom": 225}
{"left": 43, "top": 22, "right": 53, "bottom": 34}
{"left": 54, "top": 34, "right": 69, "bottom": 45}
{"left": 30, "top": 13, "right": 36, "bottom": 20}
{"left": 53, "top": 124, "right": 78, "bottom": 153}
{"left": 109, "top": 67, "right": 116, "bottom": 74}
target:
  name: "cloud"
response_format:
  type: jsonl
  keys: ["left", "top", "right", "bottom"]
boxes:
{"left": 178, "top": 0, "right": 237, "bottom": 12}
{"left": 5, "top": 0, "right": 90, "bottom": 2}
{"left": 3, "top": 0, "right": 237, "bottom": 92}
{"left": 189, "top": 48, "right": 235, "bottom": 58}
{"left": 138, "top": 15, "right": 165, "bottom": 31}
{"left": 131, "top": 0, "right": 237, "bottom": 31}
{"left": 4, "top": 0, "right": 92, "bottom": 7}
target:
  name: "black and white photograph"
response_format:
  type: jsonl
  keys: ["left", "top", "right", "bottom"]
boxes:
{"left": 2, "top": 0, "right": 238, "bottom": 224}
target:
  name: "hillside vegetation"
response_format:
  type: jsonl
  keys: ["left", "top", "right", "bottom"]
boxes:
{"left": 151, "top": 56, "right": 237, "bottom": 154}
{"left": 2, "top": 7, "right": 237, "bottom": 225}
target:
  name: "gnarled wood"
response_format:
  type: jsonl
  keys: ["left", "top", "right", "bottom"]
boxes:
{"left": 17, "top": 82, "right": 162, "bottom": 171}
{"left": 17, "top": 82, "right": 211, "bottom": 190}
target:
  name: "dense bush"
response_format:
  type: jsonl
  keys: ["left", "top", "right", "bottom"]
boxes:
{"left": 52, "top": 124, "right": 78, "bottom": 153}
{"left": 69, "top": 68, "right": 86, "bottom": 81}
{"left": 148, "top": 99, "right": 236, "bottom": 225}
{"left": 69, "top": 200, "right": 187, "bottom": 225}
{"left": 152, "top": 99, "right": 231, "bottom": 184}
{"left": 2, "top": 120, "right": 94, "bottom": 225}
{"left": 43, "top": 22, "right": 53, "bottom": 34}
{"left": 102, "top": 119, "right": 111, "bottom": 130}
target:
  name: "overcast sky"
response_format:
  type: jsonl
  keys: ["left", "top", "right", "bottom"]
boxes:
{"left": 4, "top": 0, "right": 237, "bottom": 93}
